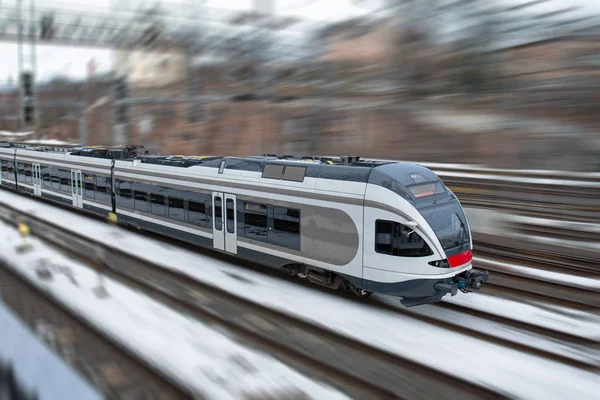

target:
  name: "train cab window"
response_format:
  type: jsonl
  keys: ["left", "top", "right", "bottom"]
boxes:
{"left": 243, "top": 202, "right": 267, "bottom": 241}
{"left": 117, "top": 180, "right": 133, "bottom": 209}
{"left": 150, "top": 193, "right": 166, "bottom": 216}
{"left": 168, "top": 197, "right": 184, "bottom": 221}
{"left": 375, "top": 220, "right": 433, "bottom": 257}
{"left": 262, "top": 164, "right": 284, "bottom": 180}
{"left": 134, "top": 190, "right": 148, "bottom": 212}
{"left": 84, "top": 175, "right": 95, "bottom": 198}
{"left": 59, "top": 169, "right": 70, "bottom": 192}
{"left": 282, "top": 166, "right": 306, "bottom": 182}
{"left": 188, "top": 200, "right": 207, "bottom": 226}
{"left": 24, "top": 164, "right": 32, "bottom": 183}
{"left": 270, "top": 207, "right": 301, "bottom": 250}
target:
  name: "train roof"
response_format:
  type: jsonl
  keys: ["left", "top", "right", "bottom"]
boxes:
{"left": 0, "top": 141, "right": 445, "bottom": 202}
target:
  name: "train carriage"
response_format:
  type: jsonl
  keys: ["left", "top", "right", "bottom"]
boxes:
{"left": 0, "top": 143, "right": 488, "bottom": 306}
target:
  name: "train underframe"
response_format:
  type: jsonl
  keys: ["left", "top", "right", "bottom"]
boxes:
{"left": 283, "top": 263, "right": 489, "bottom": 306}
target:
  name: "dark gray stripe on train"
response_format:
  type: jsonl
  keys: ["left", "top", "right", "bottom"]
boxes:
{"left": 362, "top": 275, "right": 453, "bottom": 299}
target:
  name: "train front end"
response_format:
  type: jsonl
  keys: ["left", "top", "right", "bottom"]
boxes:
{"left": 363, "top": 162, "right": 489, "bottom": 306}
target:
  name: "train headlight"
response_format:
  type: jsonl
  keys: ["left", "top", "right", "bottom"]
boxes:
{"left": 428, "top": 259, "right": 450, "bottom": 268}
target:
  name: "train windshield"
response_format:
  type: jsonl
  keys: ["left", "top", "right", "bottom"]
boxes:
{"left": 417, "top": 198, "right": 470, "bottom": 256}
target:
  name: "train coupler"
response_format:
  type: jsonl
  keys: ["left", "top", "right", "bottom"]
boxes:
{"left": 454, "top": 269, "right": 489, "bottom": 293}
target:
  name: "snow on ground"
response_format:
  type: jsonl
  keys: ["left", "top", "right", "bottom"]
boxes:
{"left": 435, "top": 170, "right": 600, "bottom": 188}
{"left": 21, "top": 139, "right": 78, "bottom": 146}
{"left": 0, "top": 131, "right": 34, "bottom": 138}
{"left": 0, "top": 221, "right": 350, "bottom": 400}
{"left": 1, "top": 191, "right": 599, "bottom": 399}
{"left": 465, "top": 207, "right": 600, "bottom": 254}
{"left": 503, "top": 214, "right": 600, "bottom": 234}
{"left": 475, "top": 256, "right": 600, "bottom": 291}
{"left": 375, "top": 295, "right": 600, "bottom": 366}
{"left": 509, "top": 232, "right": 600, "bottom": 252}
{"left": 464, "top": 207, "right": 507, "bottom": 236}
{"left": 441, "top": 291, "right": 600, "bottom": 340}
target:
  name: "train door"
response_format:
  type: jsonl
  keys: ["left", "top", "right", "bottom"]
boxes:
{"left": 212, "top": 192, "right": 225, "bottom": 251}
{"left": 70, "top": 169, "right": 83, "bottom": 208}
{"left": 224, "top": 194, "right": 237, "bottom": 254}
{"left": 32, "top": 163, "right": 42, "bottom": 196}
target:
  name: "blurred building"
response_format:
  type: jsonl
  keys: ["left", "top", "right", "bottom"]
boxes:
{"left": 113, "top": 49, "right": 188, "bottom": 88}
{"left": 0, "top": 84, "right": 19, "bottom": 132}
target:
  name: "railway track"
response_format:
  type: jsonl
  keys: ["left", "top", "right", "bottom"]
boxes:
{"left": 0, "top": 263, "right": 190, "bottom": 400}
{"left": 0, "top": 202, "right": 508, "bottom": 400}
{"left": 453, "top": 195, "right": 600, "bottom": 223}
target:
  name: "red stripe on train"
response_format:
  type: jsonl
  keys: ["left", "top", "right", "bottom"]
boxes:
{"left": 447, "top": 250, "right": 472, "bottom": 268}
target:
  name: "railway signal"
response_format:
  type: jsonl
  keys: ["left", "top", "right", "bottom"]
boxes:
{"left": 21, "top": 71, "right": 35, "bottom": 126}
{"left": 113, "top": 78, "right": 128, "bottom": 124}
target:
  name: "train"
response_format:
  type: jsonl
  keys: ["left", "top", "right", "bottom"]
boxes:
{"left": 0, "top": 142, "right": 488, "bottom": 307}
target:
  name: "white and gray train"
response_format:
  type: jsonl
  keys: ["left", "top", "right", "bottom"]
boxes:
{"left": 0, "top": 142, "right": 488, "bottom": 306}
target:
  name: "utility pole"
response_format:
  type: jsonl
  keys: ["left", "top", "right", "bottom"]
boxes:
{"left": 186, "top": 1, "right": 205, "bottom": 124}
{"left": 17, "top": 0, "right": 37, "bottom": 135}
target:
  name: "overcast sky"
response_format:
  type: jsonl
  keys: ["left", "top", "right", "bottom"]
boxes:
{"left": 0, "top": 0, "right": 598, "bottom": 83}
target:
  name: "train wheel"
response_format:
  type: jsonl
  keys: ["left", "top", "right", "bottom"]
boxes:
{"left": 354, "top": 289, "right": 372, "bottom": 298}
{"left": 296, "top": 265, "right": 308, "bottom": 280}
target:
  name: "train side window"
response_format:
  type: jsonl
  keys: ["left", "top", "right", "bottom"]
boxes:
{"left": 188, "top": 200, "right": 207, "bottom": 226}
{"left": 84, "top": 174, "right": 95, "bottom": 198}
{"left": 96, "top": 177, "right": 110, "bottom": 203}
{"left": 243, "top": 202, "right": 267, "bottom": 240}
{"left": 150, "top": 193, "right": 166, "bottom": 216}
{"left": 59, "top": 169, "right": 70, "bottom": 192}
{"left": 17, "top": 163, "right": 25, "bottom": 181}
{"left": 282, "top": 166, "right": 306, "bottom": 182}
{"left": 42, "top": 166, "right": 52, "bottom": 188}
{"left": 24, "top": 164, "right": 32, "bottom": 183}
{"left": 375, "top": 220, "right": 433, "bottom": 257}
{"left": 6, "top": 161, "right": 14, "bottom": 175}
{"left": 270, "top": 206, "right": 301, "bottom": 250}
{"left": 1, "top": 160, "right": 6, "bottom": 177}
{"left": 262, "top": 164, "right": 284, "bottom": 180}
{"left": 134, "top": 190, "right": 148, "bottom": 212}
{"left": 117, "top": 180, "right": 133, "bottom": 209}
{"left": 51, "top": 171, "right": 60, "bottom": 190}
{"left": 168, "top": 196, "right": 184, "bottom": 221}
